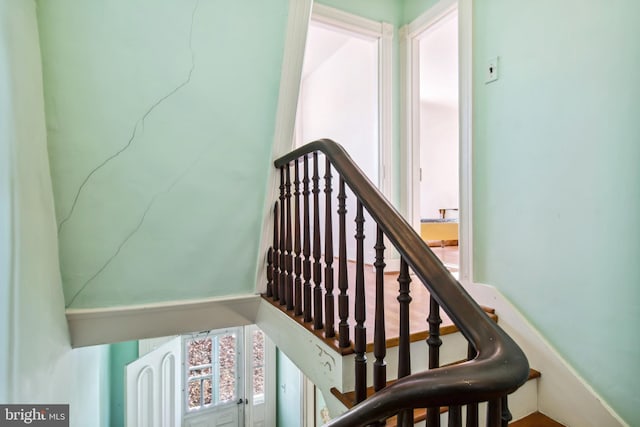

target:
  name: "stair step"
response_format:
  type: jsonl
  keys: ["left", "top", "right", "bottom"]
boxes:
{"left": 261, "top": 295, "right": 497, "bottom": 355}
{"left": 510, "top": 412, "right": 566, "bottom": 427}
{"left": 331, "top": 368, "right": 541, "bottom": 410}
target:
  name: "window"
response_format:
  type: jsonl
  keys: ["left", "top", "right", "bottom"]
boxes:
{"left": 184, "top": 330, "right": 239, "bottom": 413}
{"left": 251, "top": 329, "right": 265, "bottom": 405}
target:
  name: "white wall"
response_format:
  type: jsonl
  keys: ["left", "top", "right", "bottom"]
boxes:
{"left": 298, "top": 23, "right": 380, "bottom": 263}
{"left": 0, "top": 1, "right": 109, "bottom": 424}
{"left": 418, "top": 12, "right": 458, "bottom": 220}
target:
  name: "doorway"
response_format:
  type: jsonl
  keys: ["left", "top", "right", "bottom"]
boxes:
{"left": 403, "top": 0, "right": 468, "bottom": 278}
{"left": 295, "top": 4, "right": 393, "bottom": 264}
{"left": 126, "top": 325, "right": 274, "bottom": 427}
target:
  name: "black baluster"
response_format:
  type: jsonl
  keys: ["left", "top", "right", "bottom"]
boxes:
{"left": 487, "top": 398, "right": 502, "bottom": 427}
{"left": 324, "top": 158, "right": 335, "bottom": 338}
{"left": 448, "top": 405, "right": 462, "bottom": 427}
{"left": 466, "top": 344, "right": 479, "bottom": 427}
{"left": 312, "top": 152, "right": 323, "bottom": 330}
{"left": 397, "top": 258, "right": 412, "bottom": 379}
{"left": 266, "top": 246, "right": 273, "bottom": 298}
{"left": 272, "top": 202, "right": 279, "bottom": 301}
{"left": 303, "top": 155, "right": 312, "bottom": 323}
{"left": 427, "top": 295, "right": 443, "bottom": 427}
{"left": 397, "top": 257, "right": 413, "bottom": 426}
{"left": 337, "top": 177, "right": 350, "bottom": 348}
{"left": 373, "top": 225, "right": 386, "bottom": 392}
{"left": 285, "top": 164, "right": 294, "bottom": 311}
{"left": 354, "top": 200, "right": 367, "bottom": 403}
{"left": 294, "top": 159, "right": 303, "bottom": 316}
{"left": 279, "top": 167, "right": 286, "bottom": 306}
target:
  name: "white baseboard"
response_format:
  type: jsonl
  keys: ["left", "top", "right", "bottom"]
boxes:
{"left": 66, "top": 294, "right": 260, "bottom": 347}
{"left": 466, "top": 282, "right": 627, "bottom": 427}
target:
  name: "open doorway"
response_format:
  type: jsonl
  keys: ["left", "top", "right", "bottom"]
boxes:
{"left": 294, "top": 4, "right": 393, "bottom": 265}
{"left": 404, "top": 1, "right": 462, "bottom": 277}
{"left": 418, "top": 9, "right": 459, "bottom": 274}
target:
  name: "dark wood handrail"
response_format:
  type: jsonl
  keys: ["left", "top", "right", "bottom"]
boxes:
{"left": 275, "top": 139, "right": 529, "bottom": 425}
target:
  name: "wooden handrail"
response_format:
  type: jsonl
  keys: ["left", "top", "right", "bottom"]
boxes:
{"left": 274, "top": 139, "right": 529, "bottom": 425}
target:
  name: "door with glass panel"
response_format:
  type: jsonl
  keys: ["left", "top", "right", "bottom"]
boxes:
{"left": 183, "top": 328, "right": 243, "bottom": 427}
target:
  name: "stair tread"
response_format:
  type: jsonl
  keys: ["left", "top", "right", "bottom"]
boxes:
{"left": 510, "top": 412, "right": 566, "bottom": 427}
{"left": 331, "top": 368, "right": 541, "bottom": 409}
{"left": 262, "top": 294, "right": 497, "bottom": 355}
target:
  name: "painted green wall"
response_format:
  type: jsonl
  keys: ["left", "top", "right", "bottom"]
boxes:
{"left": 36, "top": 0, "right": 290, "bottom": 308}
{"left": 109, "top": 341, "right": 139, "bottom": 427}
{"left": 402, "top": 0, "right": 439, "bottom": 24}
{"left": 472, "top": 1, "right": 640, "bottom": 425}
{"left": 317, "top": 0, "right": 401, "bottom": 26}
{"left": 0, "top": 1, "right": 110, "bottom": 425}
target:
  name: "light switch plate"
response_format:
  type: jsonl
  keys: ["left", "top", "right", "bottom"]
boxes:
{"left": 486, "top": 57, "right": 499, "bottom": 83}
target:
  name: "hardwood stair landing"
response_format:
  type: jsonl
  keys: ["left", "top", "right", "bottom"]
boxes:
{"left": 263, "top": 262, "right": 497, "bottom": 355}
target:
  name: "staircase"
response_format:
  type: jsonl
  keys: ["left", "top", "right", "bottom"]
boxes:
{"left": 258, "top": 140, "right": 557, "bottom": 426}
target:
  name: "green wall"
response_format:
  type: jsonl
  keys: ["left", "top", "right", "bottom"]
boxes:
{"left": 0, "top": 1, "right": 110, "bottom": 424}
{"left": 37, "top": 0, "right": 290, "bottom": 308}
{"left": 472, "top": 1, "right": 640, "bottom": 425}
{"left": 109, "top": 341, "right": 139, "bottom": 427}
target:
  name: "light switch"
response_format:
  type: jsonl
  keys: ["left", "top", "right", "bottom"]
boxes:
{"left": 486, "top": 57, "right": 499, "bottom": 83}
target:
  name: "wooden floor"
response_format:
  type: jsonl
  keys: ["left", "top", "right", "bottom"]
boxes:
{"left": 511, "top": 412, "right": 566, "bottom": 427}
{"left": 430, "top": 244, "right": 459, "bottom": 273}
{"left": 264, "top": 245, "right": 493, "bottom": 354}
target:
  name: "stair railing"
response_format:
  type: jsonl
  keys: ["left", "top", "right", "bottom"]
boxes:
{"left": 265, "top": 140, "right": 529, "bottom": 427}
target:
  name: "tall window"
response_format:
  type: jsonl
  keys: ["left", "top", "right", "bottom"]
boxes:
{"left": 251, "top": 329, "right": 265, "bottom": 405}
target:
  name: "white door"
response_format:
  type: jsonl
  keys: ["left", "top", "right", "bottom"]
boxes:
{"left": 125, "top": 336, "right": 182, "bottom": 427}
{"left": 183, "top": 328, "right": 244, "bottom": 427}
{"left": 129, "top": 326, "right": 273, "bottom": 427}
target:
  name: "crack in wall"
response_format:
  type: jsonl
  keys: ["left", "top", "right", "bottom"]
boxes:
{"left": 57, "top": 0, "right": 200, "bottom": 234}
{"left": 65, "top": 147, "right": 209, "bottom": 308}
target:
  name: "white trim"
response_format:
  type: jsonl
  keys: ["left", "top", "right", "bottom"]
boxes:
{"left": 457, "top": 0, "right": 474, "bottom": 285}
{"left": 468, "top": 282, "right": 627, "bottom": 427}
{"left": 406, "top": 0, "right": 457, "bottom": 34}
{"left": 401, "top": 0, "right": 473, "bottom": 282}
{"left": 378, "top": 22, "right": 394, "bottom": 203}
{"left": 311, "top": 3, "right": 382, "bottom": 39}
{"left": 66, "top": 295, "right": 261, "bottom": 347}
{"left": 254, "top": 0, "right": 313, "bottom": 295}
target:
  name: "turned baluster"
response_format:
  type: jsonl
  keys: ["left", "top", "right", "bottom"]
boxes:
{"left": 426, "top": 295, "right": 443, "bottom": 427}
{"left": 266, "top": 247, "right": 273, "bottom": 298}
{"left": 396, "top": 257, "right": 413, "bottom": 426}
{"left": 294, "top": 160, "right": 303, "bottom": 316}
{"left": 279, "top": 167, "right": 286, "bottom": 303}
{"left": 487, "top": 398, "right": 502, "bottom": 427}
{"left": 271, "top": 202, "right": 279, "bottom": 300}
{"left": 466, "top": 344, "right": 479, "bottom": 427}
{"left": 285, "top": 164, "right": 294, "bottom": 311}
{"left": 337, "top": 178, "right": 350, "bottom": 348}
{"left": 448, "top": 406, "right": 462, "bottom": 427}
{"left": 373, "top": 225, "right": 386, "bottom": 392}
{"left": 324, "top": 158, "right": 335, "bottom": 338}
{"left": 312, "top": 152, "right": 323, "bottom": 330}
{"left": 303, "top": 155, "right": 312, "bottom": 323}
{"left": 354, "top": 200, "right": 367, "bottom": 404}
{"left": 397, "top": 258, "right": 412, "bottom": 379}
